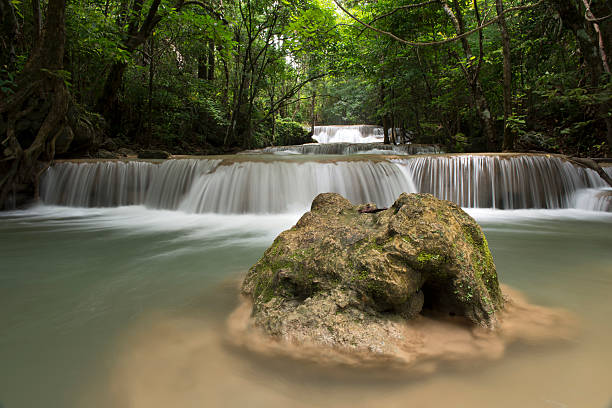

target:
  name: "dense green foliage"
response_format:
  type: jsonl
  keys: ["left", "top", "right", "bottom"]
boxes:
{"left": 1, "top": 0, "right": 610, "bottom": 155}
{"left": 273, "top": 119, "right": 313, "bottom": 146}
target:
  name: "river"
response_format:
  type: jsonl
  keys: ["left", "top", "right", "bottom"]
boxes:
{"left": 0, "top": 152, "right": 611, "bottom": 407}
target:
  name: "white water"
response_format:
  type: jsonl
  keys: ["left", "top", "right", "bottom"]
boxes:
{"left": 41, "top": 159, "right": 220, "bottom": 208}
{"left": 402, "top": 155, "right": 606, "bottom": 209}
{"left": 42, "top": 159, "right": 416, "bottom": 213}
{"left": 41, "top": 155, "right": 610, "bottom": 213}
{"left": 312, "top": 125, "right": 385, "bottom": 143}
{"left": 178, "top": 161, "right": 415, "bottom": 213}
{"left": 251, "top": 143, "right": 443, "bottom": 155}
{"left": 572, "top": 188, "right": 612, "bottom": 211}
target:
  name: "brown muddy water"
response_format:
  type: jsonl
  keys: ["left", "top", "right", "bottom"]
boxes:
{"left": 1, "top": 206, "right": 611, "bottom": 408}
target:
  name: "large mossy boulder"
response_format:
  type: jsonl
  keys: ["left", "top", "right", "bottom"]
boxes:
{"left": 241, "top": 193, "right": 504, "bottom": 352}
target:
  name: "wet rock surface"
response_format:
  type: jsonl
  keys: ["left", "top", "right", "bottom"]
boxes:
{"left": 137, "top": 149, "right": 170, "bottom": 159}
{"left": 241, "top": 193, "right": 504, "bottom": 355}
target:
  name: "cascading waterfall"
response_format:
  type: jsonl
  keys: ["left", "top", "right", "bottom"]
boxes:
{"left": 572, "top": 188, "right": 612, "bottom": 212}
{"left": 41, "top": 159, "right": 220, "bottom": 208}
{"left": 40, "top": 155, "right": 609, "bottom": 213}
{"left": 41, "top": 159, "right": 415, "bottom": 213}
{"left": 248, "top": 143, "right": 443, "bottom": 155}
{"left": 178, "top": 161, "right": 415, "bottom": 213}
{"left": 313, "top": 125, "right": 385, "bottom": 143}
{"left": 402, "top": 155, "right": 605, "bottom": 209}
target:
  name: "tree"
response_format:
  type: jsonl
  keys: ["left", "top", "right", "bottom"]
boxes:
{"left": 0, "top": 0, "right": 72, "bottom": 208}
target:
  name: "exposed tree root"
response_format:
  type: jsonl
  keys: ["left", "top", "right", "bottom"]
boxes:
{"left": 0, "top": 72, "right": 70, "bottom": 209}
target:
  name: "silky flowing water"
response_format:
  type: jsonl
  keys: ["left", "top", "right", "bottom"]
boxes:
{"left": 1, "top": 205, "right": 611, "bottom": 408}
{"left": 2, "top": 151, "right": 612, "bottom": 407}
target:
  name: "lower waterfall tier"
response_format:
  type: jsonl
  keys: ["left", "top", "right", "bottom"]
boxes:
{"left": 40, "top": 154, "right": 609, "bottom": 213}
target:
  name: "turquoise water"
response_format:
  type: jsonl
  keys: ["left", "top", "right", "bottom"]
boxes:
{"left": 1, "top": 206, "right": 611, "bottom": 408}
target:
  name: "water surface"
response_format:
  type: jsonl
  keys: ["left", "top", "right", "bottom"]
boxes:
{"left": 1, "top": 206, "right": 611, "bottom": 408}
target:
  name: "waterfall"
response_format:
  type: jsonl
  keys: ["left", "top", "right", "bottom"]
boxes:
{"left": 248, "top": 143, "right": 443, "bottom": 155}
{"left": 40, "top": 155, "right": 609, "bottom": 213}
{"left": 41, "top": 159, "right": 220, "bottom": 208}
{"left": 41, "top": 159, "right": 415, "bottom": 213}
{"left": 573, "top": 188, "right": 612, "bottom": 212}
{"left": 178, "top": 161, "right": 415, "bottom": 213}
{"left": 401, "top": 155, "right": 605, "bottom": 209}
{"left": 313, "top": 125, "right": 385, "bottom": 143}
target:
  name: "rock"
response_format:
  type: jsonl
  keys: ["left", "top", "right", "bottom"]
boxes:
{"left": 66, "top": 104, "right": 105, "bottom": 153}
{"left": 100, "top": 138, "right": 118, "bottom": 151}
{"left": 241, "top": 193, "right": 503, "bottom": 354}
{"left": 117, "top": 147, "right": 136, "bottom": 157}
{"left": 515, "top": 131, "right": 557, "bottom": 153}
{"left": 54, "top": 125, "right": 74, "bottom": 155}
{"left": 96, "top": 149, "right": 119, "bottom": 159}
{"left": 137, "top": 149, "right": 170, "bottom": 159}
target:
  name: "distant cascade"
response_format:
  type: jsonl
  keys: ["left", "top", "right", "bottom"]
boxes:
{"left": 249, "top": 143, "right": 443, "bottom": 155}
{"left": 40, "top": 155, "right": 610, "bottom": 213}
{"left": 313, "top": 125, "right": 385, "bottom": 143}
{"left": 401, "top": 155, "right": 606, "bottom": 209}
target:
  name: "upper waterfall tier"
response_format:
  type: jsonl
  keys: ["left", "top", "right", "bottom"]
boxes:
{"left": 40, "top": 155, "right": 609, "bottom": 213}
{"left": 312, "top": 125, "right": 385, "bottom": 143}
{"left": 243, "top": 143, "right": 443, "bottom": 155}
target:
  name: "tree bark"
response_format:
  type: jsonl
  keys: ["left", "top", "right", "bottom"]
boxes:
{"left": 552, "top": 0, "right": 612, "bottom": 149}
{"left": 0, "top": 0, "right": 71, "bottom": 209}
{"left": 310, "top": 90, "right": 316, "bottom": 136}
{"left": 32, "top": 0, "right": 42, "bottom": 49}
{"left": 0, "top": 0, "right": 19, "bottom": 70}
{"left": 96, "top": 62, "right": 128, "bottom": 132}
{"left": 198, "top": 56, "right": 207, "bottom": 79}
{"left": 443, "top": 0, "right": 497, "bottom": 150}
{"left": 95, "top": 0, "right": 163, "bottom": 120}
{"left": 496, "top": 0, "right": 514, "bottom": 151}
{"left": 383, "top": 114, "right": 391, "bottom": 145}
{"left": 207, "top": 39, "right": 215, "bottom": 81}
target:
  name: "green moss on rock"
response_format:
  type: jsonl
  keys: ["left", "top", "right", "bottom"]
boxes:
{"left": 242, "top": 193, "right": 504, "bottom": 348}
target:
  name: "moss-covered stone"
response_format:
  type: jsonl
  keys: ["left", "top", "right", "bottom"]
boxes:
{"left": 242, "top": 193, "right": 504, "bottom": 351}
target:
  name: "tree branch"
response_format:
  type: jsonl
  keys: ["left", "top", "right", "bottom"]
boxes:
{"left": 332, "top": 0, "right": 543, "bottom": 47}
{"left": 367, "top": 0, "right": 439, "bottom": 26}
{"left": 256, "top": 72, "right": 328, "bottom": 125}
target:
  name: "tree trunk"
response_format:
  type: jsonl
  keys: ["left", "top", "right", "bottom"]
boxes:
{"left": 0, "top": 0, "right": 19, "bottom": 70}
{"left": 32, "top": 0, "right": 42, "bottom": 49}
{"left": 310, "top": 90, "right": 316, "bottom": 136}
{"left": 96, "top": 62, "right": 128, "bottom": 132}
{"left": 390, "top": 113, "right": 397, "bottom": 145}
{"left": 198, "top": 56, "right": 207, "bottom": 79}
{"left": 443, "top": 0, "right": 497, "bottom": 151}
{"left": 207, "top": 39, "right": 215, "bottom": 81}
{"left": 496, "top": 0, "right": 514, "bottom": 151}
{"left": 95, "top": 0, "right": 162, "bottom": 126}
{"left": 383, "top": 115, "right": 391, "bottom": 145}
{"left": 146, "top": 38, "right": 155, "bottom": 146}
{"left": 552, "top": 0, "right": 612, "bottom": 149}
{"left": 0, "top": 0, "right": 71, "bottom": 209}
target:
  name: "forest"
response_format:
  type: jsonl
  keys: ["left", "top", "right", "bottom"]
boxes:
{"left": 2, "top": 1, "right": 612, "bottom": 406}
{"left": 0, "top": 0, "right": 611, "bottom": 205}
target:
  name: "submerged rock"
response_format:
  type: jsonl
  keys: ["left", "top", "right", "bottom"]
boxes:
{"left": 241, "top": 193, "right": 504, "bottom": 355}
